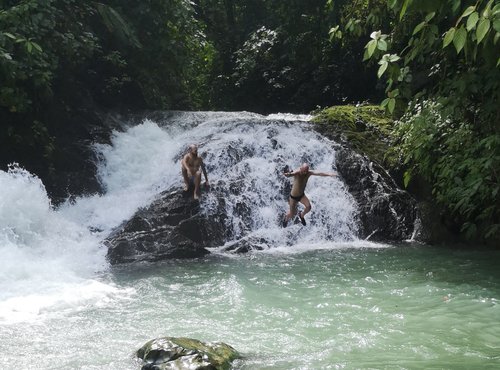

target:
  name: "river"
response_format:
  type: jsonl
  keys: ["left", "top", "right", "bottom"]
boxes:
{"left": 1, "top": 112, "right": 499, "bottom": 369}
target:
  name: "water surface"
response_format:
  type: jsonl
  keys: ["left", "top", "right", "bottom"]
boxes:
{"left": 1, "top": 112, "right": 498, "bottom": 369}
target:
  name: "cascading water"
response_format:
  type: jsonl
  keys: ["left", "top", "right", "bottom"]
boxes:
{"left": 175, "top": 113, "right": 359, "bottom": 248}
{"left": 0, "top": 112, "right": 357, "bottom": 322}
{"left": 2, "top": 112, "right": 498, "bottom": 370}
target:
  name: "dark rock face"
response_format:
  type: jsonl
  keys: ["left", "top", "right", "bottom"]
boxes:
{"left": 335, "top": 146, "right": 417, "bottom": 241}
{"left": 105, "top": 188, "right": 227, "bottom": 264}
{"left": 137, "top": 337, "right": 240, "bottom": 370}
{"left": 105, "top": 146, "right": 418, "bottom": 263}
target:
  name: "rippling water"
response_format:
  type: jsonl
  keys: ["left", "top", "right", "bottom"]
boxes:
{"left": 1, "top": 112, "right": 499, "bottom": 369}
{"left": 2, "top": 243, "right": 499, "bottom": 369}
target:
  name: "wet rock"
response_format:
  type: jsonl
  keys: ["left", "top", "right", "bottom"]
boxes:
{"left": 219, "top": 236, "right": 269, "bottom": 253}
{"left": 335, "top": 146, "right": 417, "bottom": 241}
{"left": 137, "top": 337, "right": 240, "bottom": 370}
{"left": 105, "top": 188, "right": 227, "bottom": 264}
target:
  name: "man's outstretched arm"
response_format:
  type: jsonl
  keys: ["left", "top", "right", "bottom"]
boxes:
{"left": 310, "top": 170, "right": 336, "bottom": 177}
{"left": 283, "top": 170, "right": 299, "bottom": 177}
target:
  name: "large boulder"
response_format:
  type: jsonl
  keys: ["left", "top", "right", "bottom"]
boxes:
{"left": 313, "top": 105, "right": 417, "bottom": 241}
{"left": 105, "top": 188, "right": 227, "bottom": 264}
{"left": 136, "top": 337, "right": 240, "bottom": 370}
{"left": 335, "top": 146, "right": 417, "bottom": 241}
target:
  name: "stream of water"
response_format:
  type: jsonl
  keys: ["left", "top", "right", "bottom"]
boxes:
{"left": 0, "top": 112, "right": 499, "bottom": 369}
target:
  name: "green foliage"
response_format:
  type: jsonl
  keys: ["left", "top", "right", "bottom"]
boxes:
{"left": 332, "top": 0, "right": 500, "bottom": 242}
{"left": 313, "top": 104, "right": 399, "bottom": 170}
{"left": 197, "top": 0, "right": 378, "bottom": 112}
{"left": 396, "top": 101, "right": 499, "bottom": 240}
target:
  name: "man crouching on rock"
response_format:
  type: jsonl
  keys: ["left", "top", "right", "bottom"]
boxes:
{"left": 181, "top": 144, "right": 209, "bottom": 199}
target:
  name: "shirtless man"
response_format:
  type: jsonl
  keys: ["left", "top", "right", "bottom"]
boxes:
{"left": 181, "top": 144, "right": 209, "bottom": 199}
{"left": 283, "top": 163, "right": 336, "bottom": 227}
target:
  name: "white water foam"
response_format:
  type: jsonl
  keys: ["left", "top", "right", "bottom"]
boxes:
{"left": 0, "top": 166, "right": 118, "bottom": 323}
{"left": 0, "top": 112, "right": 360, "bottom": 323}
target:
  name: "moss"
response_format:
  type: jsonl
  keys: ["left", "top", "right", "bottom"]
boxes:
{"left": 137, "top": 336, "right": 240, "bottom": 370}
{"left": 312, "top": 104, "right": 399, "bottom": 171}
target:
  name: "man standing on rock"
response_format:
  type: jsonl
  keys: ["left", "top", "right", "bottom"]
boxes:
{"left": 283, "top": 162, "right": 337, "bottom": 227}
{"left": 181, "top": 144, "right": 209, "bottom": 200}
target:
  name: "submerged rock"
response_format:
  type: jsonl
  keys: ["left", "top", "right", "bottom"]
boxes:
{"left": 137, "top": 337, "right": 240, "bottom": 370}
{"left": 219, "top": 236, "right": 269, "bottom": 253}
{"left": 105, "top": 188, "right": 227, "bottom": 264}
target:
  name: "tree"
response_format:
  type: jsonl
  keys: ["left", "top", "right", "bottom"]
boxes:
{"left": 332, "top": 0, "right": 500, "bottom": 242}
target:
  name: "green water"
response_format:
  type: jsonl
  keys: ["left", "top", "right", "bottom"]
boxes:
{"left": 2, "top": 243, "right": 500, "bottom": 369}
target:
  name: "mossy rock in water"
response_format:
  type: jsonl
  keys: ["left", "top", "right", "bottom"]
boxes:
{"left": 137, "top": 337, "right": 240, "bottom": 370}
{"left": 312, "top": 105, "right": 399, "bottom": 172}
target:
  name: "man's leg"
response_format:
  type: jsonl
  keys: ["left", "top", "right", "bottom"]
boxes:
{"left": 193, "top": 170, "right": 202, "bottom": 199}
{"left": 298, "top": 195, "right": 311, "bottom": 225}
{"left": 285, "top": 198, "right": 297, "bottom": 222}
{"left": 181, "top": 166, "right": 190, "bottom": 191}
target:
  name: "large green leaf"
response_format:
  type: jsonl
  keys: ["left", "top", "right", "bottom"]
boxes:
{"left": 493, "top": 19, "right": 500, "bottom": 32}
{"left": 400, "top": 0, "right": 412, "bottom": 20}
{"left": 366, "top": 39, "right": 377, "bottom": 58}
{"left": 461, "top": 5, "right": 476, "bottom": 18}
{"left": 453, "top": 26, "right": 467, "bottom": 54}
{"left": 387, "top": 98, "right": 395, "bottom": 113}
{"left": 466, "top": 12, "right": 479, "bottom": 31}
{"left": 476, "top": 18, "right": 491, "bottom": 44}
{"left": 413, "top": 21, "right": 426, "bottom": 35}
{"left": 377, "top": 61, "right": 388, "bottom": 78}
{"left": 377, "top": 39, "right": 388, "bottom": 50}
{"left": 443, "top": 27, "right": 456, "bottom": 48}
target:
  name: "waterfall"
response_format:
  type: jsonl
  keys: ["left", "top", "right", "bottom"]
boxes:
{"left": 96, "top": 111, "right": 359, "bottom": 248}
{"left": 0, "top": 111, "right": 360, "bottom": 322}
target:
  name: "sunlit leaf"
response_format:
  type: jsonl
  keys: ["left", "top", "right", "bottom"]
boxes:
{"left": 413, "top": 21, "right": 426, "bottom": 35}
{"left": 443, "top": 27, "right": 456, "bottom": 47}
{"left": 493, "top": 3, "right": 500, "bottom": 15}
{"left": 389, "top": 54, "right": 400, "bottom": 62}
{"left": 466, "top": 12, "right": 479, "bottom": 31}
{"left": 453, "top": 26, "right": 467, "bottom": 54}
{"left": 3, "top": 32, "right": 16, "bottom": 39}
{"left": 400, "top": 0, "right": 412, "bottom": 20}
{"left": 425, "top": 12, "right": 436, "bottom": 22}
{"left": 366, "top": 39, "right": 377, "bottom": 58}
{"left": 493, "top": 19, "right": 500, "bottom": 32}
{"left": 461, "top": 6, "right": 476, "bottom": 18}
{"left": 403, "top": 170, "right": 412, "bottom": 188}
{"left": 482, "top": 0, "right": 494, "bottom": 18}
{"left": 476, "top": 18, "right": 491, "bottom": 44}
{"left": 370, "top": 30, "right": 381, "bottom": 40}
{"left": 377, "top": 39, "right": 388, "bottom": 50}
{"left": 388, "top": 98, "right": 396, "bottom": 113}
{"left": 32, "top": 42, "right": 42, "bottom": 52}
{"left": 363, "top": 47, "right": 370, "bottom": 61}
{"left": 378, "top": 61, "right": 388, "bottom": 78}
